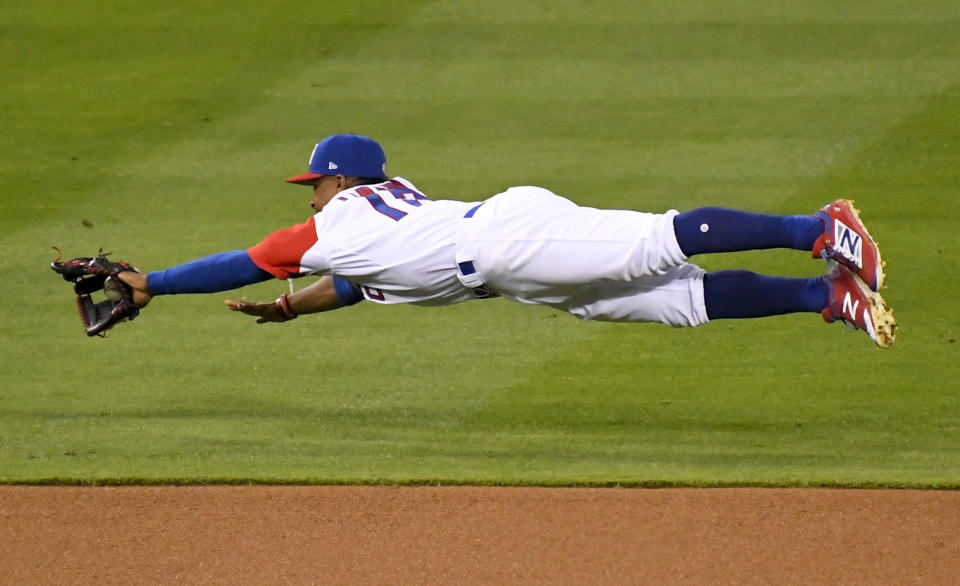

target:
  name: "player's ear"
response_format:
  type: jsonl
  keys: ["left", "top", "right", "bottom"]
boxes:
{"left": 334, "top": 174, "right": 348, "bottom": 191}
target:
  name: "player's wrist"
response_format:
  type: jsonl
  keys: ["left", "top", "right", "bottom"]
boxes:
{"left": 275, "top": 293, "right": 298, "bottom": 320}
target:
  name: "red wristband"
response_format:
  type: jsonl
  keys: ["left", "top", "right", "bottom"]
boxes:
{"left": 276, "top": 293, "right": 297, "bottom": 320}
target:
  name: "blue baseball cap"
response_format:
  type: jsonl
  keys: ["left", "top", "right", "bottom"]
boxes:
{"left": 285, "top": 133, "right": 388, "bottom": 184}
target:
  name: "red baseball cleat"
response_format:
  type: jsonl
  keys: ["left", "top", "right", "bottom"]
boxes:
{"left": 823, "top": 264, "right": 896, "bottom": 348}
{"left": 813, "top": 199, "right": 885, "bottom": 291}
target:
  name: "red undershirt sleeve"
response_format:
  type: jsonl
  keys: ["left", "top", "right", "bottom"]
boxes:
{"left": 247, "top": 217, "right": 319, "bottom": 279}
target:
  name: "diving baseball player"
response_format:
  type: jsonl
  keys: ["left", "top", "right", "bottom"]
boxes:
{"left": 118, "top": 133, "right": 895, "bottom": 347}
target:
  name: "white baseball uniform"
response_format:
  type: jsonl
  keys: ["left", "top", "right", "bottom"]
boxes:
{"left": 248, "top": 177, "right": 708, "bottom": 327}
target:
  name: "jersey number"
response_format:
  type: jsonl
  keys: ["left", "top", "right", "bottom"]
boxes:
{"left": 356, "top": 181, "right": 429, "bottom": 221}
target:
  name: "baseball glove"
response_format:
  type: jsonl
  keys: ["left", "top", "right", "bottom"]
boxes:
{"left": 50, "top": 248, "right": 141, "bottom": 337}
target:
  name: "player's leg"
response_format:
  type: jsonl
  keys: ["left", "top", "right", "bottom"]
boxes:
{"left": 703, "top": 267, "right": 894, "bottom": 347}
{"left": 467, "top": 187, "right": 688, "bottom": 300}
{"left": 558, "top": 266, "right": 824, "bottom": 325}
{"left": 559, "top": 264, "right": 709, "bottom": 326}
{"left": 702, "top": 270, "right": 826, "bottom": 319}
{"left": 673, "top": 208, "right": 821, "bottom": 256}
{"left": 560, "top": 265, "right": 894, "bottom": 346}
{"left": 674, "top": 200, "right": 884, "bottom": 291}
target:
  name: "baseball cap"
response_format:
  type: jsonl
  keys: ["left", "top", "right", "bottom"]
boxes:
{"left": 285, "top": 133, "right": 388, "bottom": 185}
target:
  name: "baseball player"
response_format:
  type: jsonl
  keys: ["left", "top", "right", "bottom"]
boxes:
{"left": 119, "top": 133, "right": 896, "bottom": 347}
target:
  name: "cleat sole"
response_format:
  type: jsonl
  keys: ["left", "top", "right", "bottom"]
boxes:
{"left": 868, "top": 294, "right": 897, "bottom": 348}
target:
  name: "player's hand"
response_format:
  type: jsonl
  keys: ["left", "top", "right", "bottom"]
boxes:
{"left": 116, "top": 271, "right": 152, "bottom": 307}
{"left": 224, "top": 299, "right": 287, "bottom": 324}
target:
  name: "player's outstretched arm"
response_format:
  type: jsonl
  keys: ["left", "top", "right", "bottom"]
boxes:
{"left": 225, "top": 275, "right": 347, "bottom": 324}
{"left": 114, "top": 249, "right": 277, "bottom": 310}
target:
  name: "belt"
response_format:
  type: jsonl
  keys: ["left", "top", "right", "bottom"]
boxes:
{"left": 457, "top": 203, "right": 496, "bottom": 298}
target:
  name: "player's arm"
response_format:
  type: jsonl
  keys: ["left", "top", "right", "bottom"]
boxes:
{"left": 118, "top": 219, "right": 323, "bottom": 307}
{"left": 224, "top": 275, "right": 363, "bottom": 323}
{"left": 116, "top": 249, "right": 275, "bottom": 307}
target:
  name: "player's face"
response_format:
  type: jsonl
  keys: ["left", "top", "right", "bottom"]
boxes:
{"left": 310, "top": 175, "right": 343, "bottom": 212}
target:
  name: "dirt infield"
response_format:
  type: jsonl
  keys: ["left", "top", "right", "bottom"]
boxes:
{"left": 1, "top": 486, "right": 957, "bottom": 585}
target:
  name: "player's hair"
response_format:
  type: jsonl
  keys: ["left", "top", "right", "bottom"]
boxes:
{"left": 346, "top": 177, "right": 386, "bottom": 187}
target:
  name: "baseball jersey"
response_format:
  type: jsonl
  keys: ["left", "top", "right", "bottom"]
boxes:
{"left": 248, "top": 177, "right": 479, "bottom": 306}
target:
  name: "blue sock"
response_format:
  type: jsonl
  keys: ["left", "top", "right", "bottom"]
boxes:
{"left": 674, "top": 207, "right": 824, "bottom": 257}
{"left": 703, "top": 270, "right": 829, "bottom": 320}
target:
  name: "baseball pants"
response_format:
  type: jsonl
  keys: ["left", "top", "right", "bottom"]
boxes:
{"left": 456, "top": 186, "right": 709, "bottom": 326}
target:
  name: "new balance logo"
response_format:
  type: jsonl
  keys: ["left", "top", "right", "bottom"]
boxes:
{"left": 834, "top": 219, "right": 863, "bottom": 268}
{"left": 842, "top": 291, "right": 860, "bottom": 319}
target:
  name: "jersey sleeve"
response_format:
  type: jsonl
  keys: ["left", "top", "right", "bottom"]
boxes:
{"left": 247, "top": 217, "right": 321, "bottom": 279}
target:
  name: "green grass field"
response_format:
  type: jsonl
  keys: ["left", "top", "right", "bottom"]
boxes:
{"left": 2, "top": 0, "right": 958, "bottom": 487}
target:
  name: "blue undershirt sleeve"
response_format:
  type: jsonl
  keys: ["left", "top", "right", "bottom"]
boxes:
{"left": 333, "top": 276, "right": 364, "bottom": 306}
{"left": 146, "top": 250, "right": 274, "bottom": 295}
